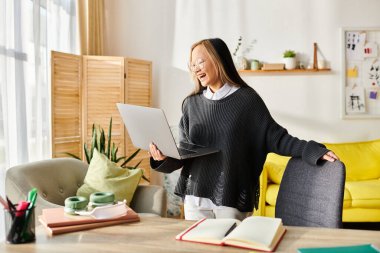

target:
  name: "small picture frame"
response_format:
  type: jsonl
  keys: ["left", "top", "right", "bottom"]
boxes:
{"left": 363, "top": 42, "right": 378, "bottom": 58}
{"left": 363, "top": 59, "right": 380, "bottom": 87}
{"left": 345, "top": 86, "right": 366, "bottom": 114}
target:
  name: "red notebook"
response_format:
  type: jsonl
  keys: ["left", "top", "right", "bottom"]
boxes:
{"left": 175, "top": 216, "right": 286, "bottom": 252}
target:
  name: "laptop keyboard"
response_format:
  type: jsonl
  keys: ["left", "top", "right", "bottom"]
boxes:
{"left": 178, "top": 148, "right": 196, "bottom": 156}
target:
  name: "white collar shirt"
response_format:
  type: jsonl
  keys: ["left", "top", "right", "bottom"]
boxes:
{"left": 203, "top": 83, "right": 239, "bottom": 100}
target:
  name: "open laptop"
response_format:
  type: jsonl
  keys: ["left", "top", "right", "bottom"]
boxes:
{"left": 117, "top": 103, "right": 219, "bottom": 160}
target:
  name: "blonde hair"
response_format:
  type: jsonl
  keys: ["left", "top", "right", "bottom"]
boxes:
{"left": 188, "top": 39, "right": 247, "bottom": 96}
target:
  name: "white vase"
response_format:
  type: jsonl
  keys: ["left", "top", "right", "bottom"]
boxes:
{"left": 283, "top": 57, "right": 296, "bottom": 70}
{"left": 318, "top": 60, "right": 326, "bottom": 69}
{"left": 234, "top": 55, "right": 248, "bottom": 70}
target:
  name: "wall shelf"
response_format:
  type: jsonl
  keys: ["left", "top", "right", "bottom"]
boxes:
{"left": 239, "top": 68, "right": 331, "bottom": 75}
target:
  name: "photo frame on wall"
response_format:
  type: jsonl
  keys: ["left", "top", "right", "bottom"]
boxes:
{"left": 341, "top": 27, "right": 380, "bottom": 119}
{"left": 345, "top": 85, "right": 366, "bottom": 114}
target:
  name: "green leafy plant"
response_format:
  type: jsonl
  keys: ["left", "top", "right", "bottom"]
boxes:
{"left": 283, "top": 50, "right": 296, "bottom": 58}
{"left": 242, "top": 39, "right": 257, "bottom": 56}
{"left": 66, "top": 117, "right": 149, "bottom": 182}
{"left": 233, "top": 36, "right": 257, "bottom": 57}
{"left": 233, "top": 36, "right": 243, "bottom": 56}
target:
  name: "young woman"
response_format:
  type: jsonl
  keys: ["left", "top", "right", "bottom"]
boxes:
{"left": 149, "top": 38, "right": 338, "bottom": 220}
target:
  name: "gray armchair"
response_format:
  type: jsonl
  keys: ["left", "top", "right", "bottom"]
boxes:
{"left": 5, "top": 158, "right": 167, "bottom": 217}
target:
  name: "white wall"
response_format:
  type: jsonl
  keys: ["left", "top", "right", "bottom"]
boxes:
{"left": 104, "top": 0, "right": 380, "bottom": 144}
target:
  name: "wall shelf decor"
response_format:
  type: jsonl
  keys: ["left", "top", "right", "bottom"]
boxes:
{"left": 239, "top": 68, "right": 331, "bottom": 75}
{"left": 341, "top": 27, "right": 380, "bottom": 119}
{"left": 239, "top": 43, "right": 331, "bottom": 75}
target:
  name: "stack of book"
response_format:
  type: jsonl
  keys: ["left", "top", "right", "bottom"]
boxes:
{"left": 38, "top": 207, "right": 140, "bottom": 236}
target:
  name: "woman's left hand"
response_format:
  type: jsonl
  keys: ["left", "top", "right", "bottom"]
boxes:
{"left": 322, "top": 151, "right": 339, "bottom": 162}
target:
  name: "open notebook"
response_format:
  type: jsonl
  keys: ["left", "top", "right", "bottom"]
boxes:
{"left": 176, "top": 216, "right": 286, "bottom": 252}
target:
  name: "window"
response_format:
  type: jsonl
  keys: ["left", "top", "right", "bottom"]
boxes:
{"left": 0, "top": 0, "right": 78, "bottom": 190}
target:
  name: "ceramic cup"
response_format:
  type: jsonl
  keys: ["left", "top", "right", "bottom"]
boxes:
{"left": 318, "top": 60, "right": 326, "bottom": 69}
{"left": 251, "top": 61, "right": 260, "bottom": 70}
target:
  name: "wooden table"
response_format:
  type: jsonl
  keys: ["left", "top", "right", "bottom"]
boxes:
{"left": 1, "top": 217, "right": 379, "bottom": 253}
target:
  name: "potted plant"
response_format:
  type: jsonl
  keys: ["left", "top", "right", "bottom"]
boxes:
{"left": 283, "top": 50, "right": 297, "bottom": 70}
{"left": 66, "top": 117, "right": 149, "bottom": 182}
{"left": 233, "top": 36, "right": 246, "bottom": 70}
{"left": 232, "top": 36, "right": 257, "bottom": 70}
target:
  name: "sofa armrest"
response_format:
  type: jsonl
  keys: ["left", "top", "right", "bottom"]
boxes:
{"left": 130, "top": 185, "right": 167, "bottom": 217}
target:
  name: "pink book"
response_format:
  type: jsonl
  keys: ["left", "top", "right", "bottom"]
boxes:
{"left": 39, "top": 215, "right": 139, "bottom": 236}
{"left": 41, "top": 206, "right": 139, "bottom": 227}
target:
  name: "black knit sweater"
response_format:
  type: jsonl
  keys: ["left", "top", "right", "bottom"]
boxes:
{"left": 151, "top": 86, "right": 329, "bottom": 212}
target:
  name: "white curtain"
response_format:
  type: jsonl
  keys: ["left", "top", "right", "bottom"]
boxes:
{"left": 172, "top": 0, "right": 245, "bottom": 70}
{"left": 0, "top": 0, "right": 78, "bottom": 240}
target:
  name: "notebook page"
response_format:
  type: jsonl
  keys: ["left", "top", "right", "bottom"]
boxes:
{"left": 181, "top": 219, "right": 239, "bottom": 241}
{"left": 224, "top": 216, "right": 282, "bottom": 247}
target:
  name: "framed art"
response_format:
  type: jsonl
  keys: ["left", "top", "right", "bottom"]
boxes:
{"left": 341, "top": 27, "right": 380, "bottom": 119}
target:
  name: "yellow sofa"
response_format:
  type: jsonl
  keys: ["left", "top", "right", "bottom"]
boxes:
{"left": 256, "top": 139, "right": 380, "bottom": 222}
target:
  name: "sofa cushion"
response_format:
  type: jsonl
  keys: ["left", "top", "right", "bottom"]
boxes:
{"left": 345, "top": 180, "right": 380, "bottom": 208}
{"left": 77, "top": 149, "right": 143, "bottom": 205}
{"left": 343, "top": 208, "right": 380, "bottom": 222}
{"left": 265, "top": 153, "right": 290, "bottom": 184}
{"left": 324, "top": 139, "right": 380, "bottom": 181}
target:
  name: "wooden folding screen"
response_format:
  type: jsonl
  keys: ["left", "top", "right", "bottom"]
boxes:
{"left": 51, "top": 52, "right": 152, "bottom": 181}
{"left": 82, "top": 56, "right": 126, "bottom": 156}
{"left": 124, "top": 58, "right": 153, "bottom": 177}
{"left": 51, "top": 52, "right": 82, "bottom": 159}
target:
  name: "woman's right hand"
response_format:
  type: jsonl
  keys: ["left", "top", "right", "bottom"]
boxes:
{"left": 149, "top": 143, "right": 167, "bottom": 161}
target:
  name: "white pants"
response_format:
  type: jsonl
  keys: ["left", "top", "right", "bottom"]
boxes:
{"left": 183, "top": 195, "right": 249, "bottom": 221}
